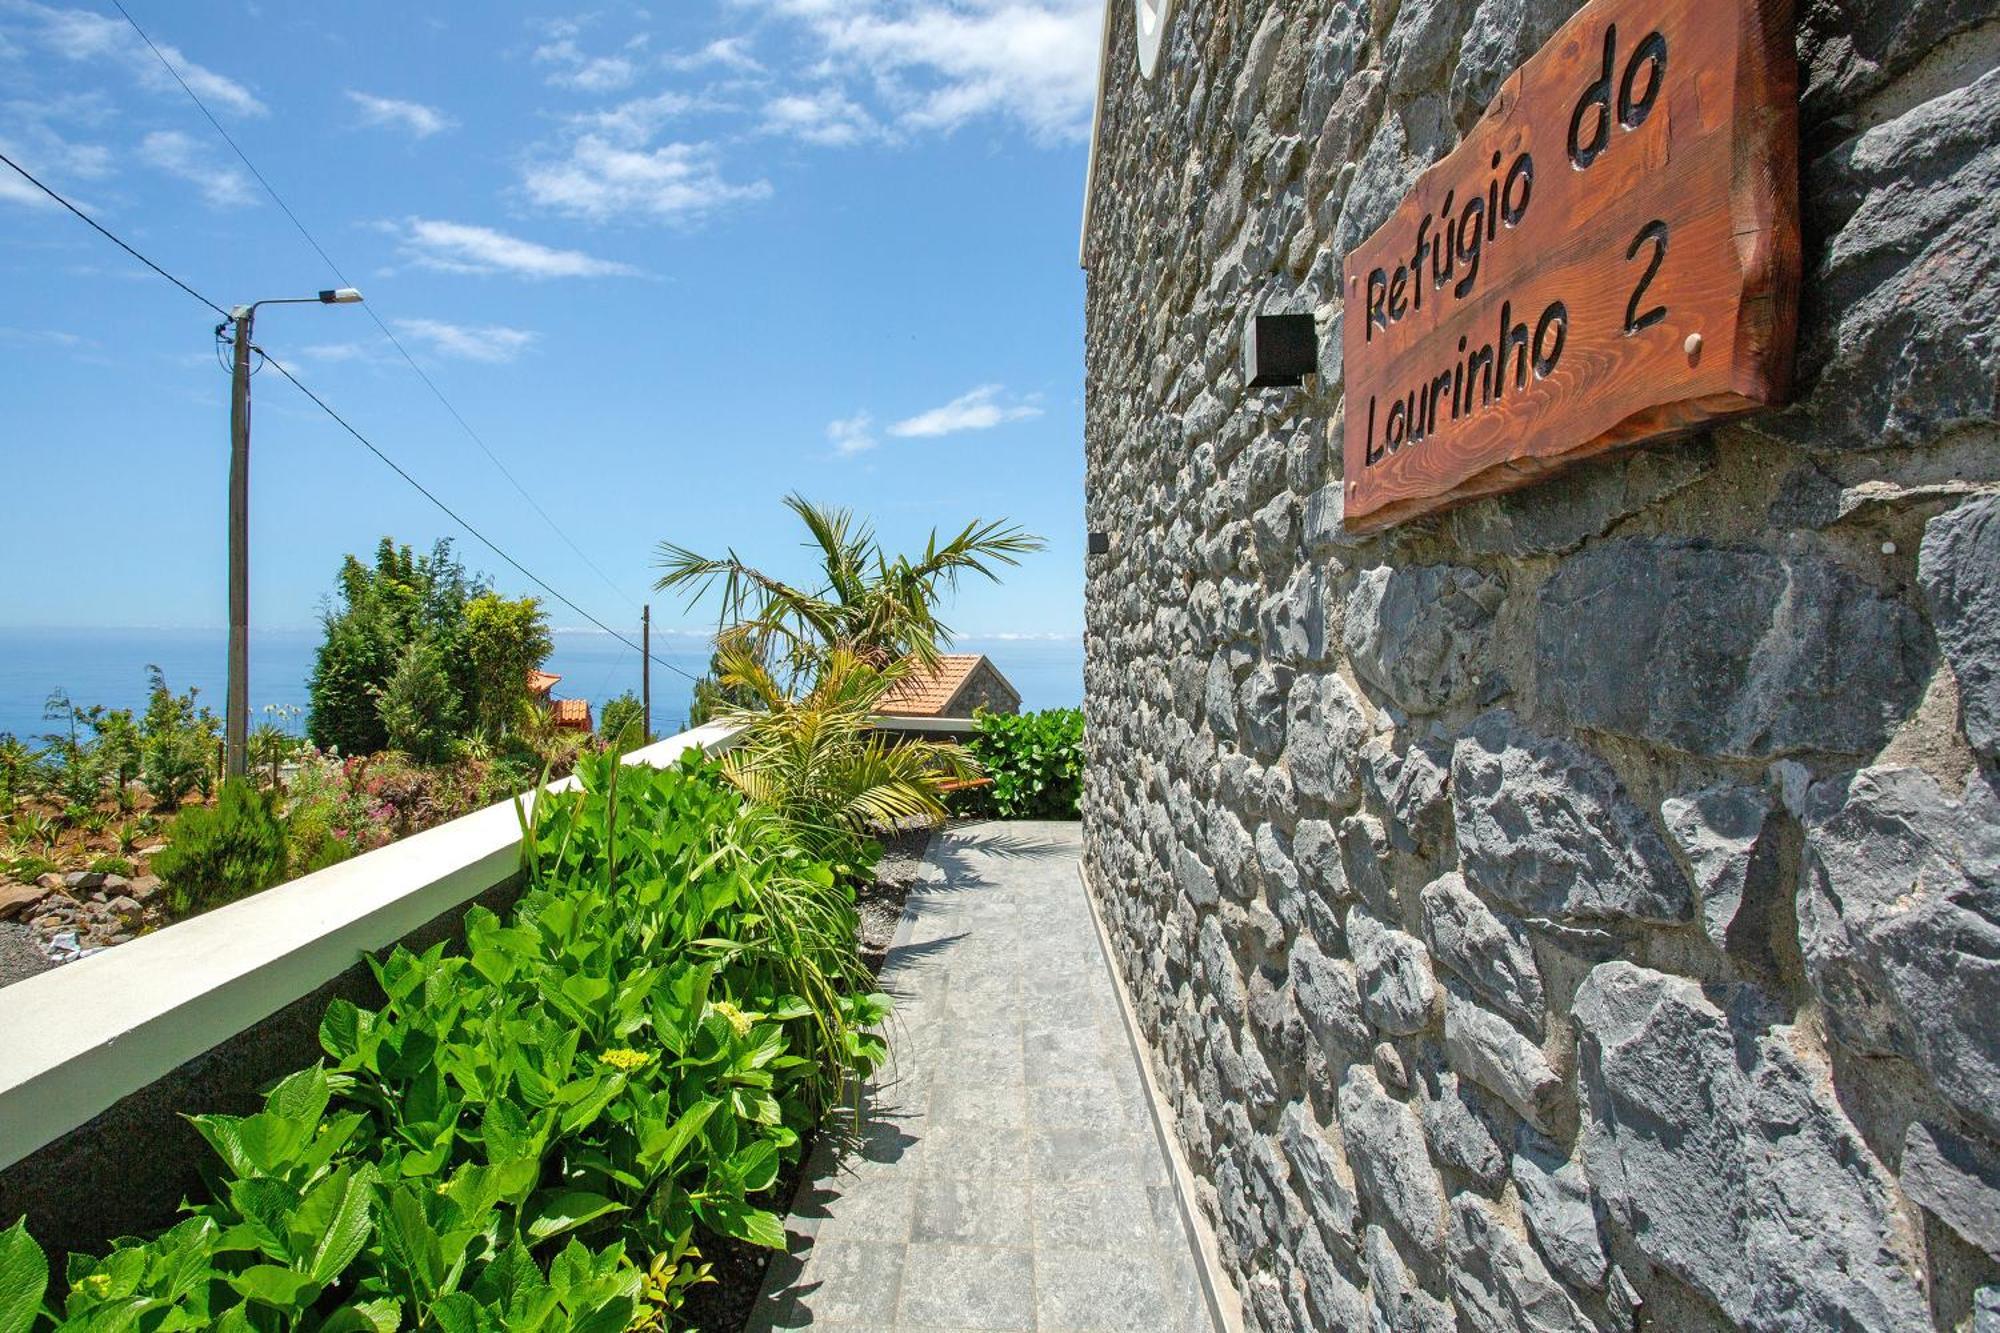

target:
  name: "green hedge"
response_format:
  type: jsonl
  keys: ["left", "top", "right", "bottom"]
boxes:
{"left": 963, "top": 708, "right": 1085, "bottom": 820}
{"left": 1, "top": 752, "right": 885, "bottom": 1331}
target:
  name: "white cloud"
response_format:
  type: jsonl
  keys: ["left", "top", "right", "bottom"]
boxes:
{"left": 138, "top": 129, "right": 255, "bottom": 207}
{"left": 8, "top": 1, "right": 265, "bottom": 116}
{"left": 392, "top": 217, "right": 639, "bottom": 278}
{"left": 392, "top": 317, "right": 537, "bottom": 363}
{"left": 889, "top": 385, "right": 1042, "bottom": 438}
{"left": 0, "top": 119, "right": 111, "bottom": 207}
{"left": 568, "top": 91, "right": 699, "bottom": 148}
{"left": 827, "top": 412, "right": 876, "bottom": 456}
{"left": 761, "top": 87, "right": 878, "bottom": 146}
{"left": 533, "top": 34, "right": 643, "bottom": 93}
{"left": 345, "top": 90, "right": 455, "bottom": 138}
{"left": 290, "top": 341, "right": 378, "bottom": 366}
{"left": 667, "top": 36, "right": 763, "bottom": 73}
{"left": 751, "top": 0, "right": 1100, "bottom": 143}
{"left": 0, "top": 326, "right": 91, "bottom": 347}
{"left": 521, "top": 135, "right": 770, "bottom": 224}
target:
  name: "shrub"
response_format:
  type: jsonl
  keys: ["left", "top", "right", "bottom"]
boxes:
{"left": 6, "top": 854, "right": 56, "bottom": 883}
{"left": 3, "top": 752, "right": 885, "bottom": 1330}
{"left": 598, "top": 691, "right": 647, "bottom": 754}
{"left": 152, "top": 779, "right": 291, "bottom": 916}
{"left": 139, "top": 667, "right": 219, "bottom": 810}
{"left": 463, "top": 591, "right": 553, "bottom": 741}
{"left": 0, "top": 733, "right": 38, "bottom": 812}
{"left": 376, "top": 637, "right": 463, "bottom": 764}
{"left": 88, "top": 854, "right": 134, "bottom": 878}
{"left": 309, "top": 540, "right": 554, "bottom": 755}
{"left": 965, "top": 707, "right": 1086, "bottom": 819}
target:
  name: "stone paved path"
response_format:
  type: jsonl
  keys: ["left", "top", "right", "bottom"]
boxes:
{"left": 748, "top": 820, "right": 1218, "bottom": 1332}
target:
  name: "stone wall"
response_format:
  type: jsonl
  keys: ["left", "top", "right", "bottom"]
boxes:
{"left": 958, "top": 659, "right": 1025, "bottom": 716}
{"left": 1078, "top": 2, "right": 2000, "bottom": 1329}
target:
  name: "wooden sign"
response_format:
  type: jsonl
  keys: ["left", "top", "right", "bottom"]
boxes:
{"left": 1339, "top": 0, "right": 1799, "bottom": 531}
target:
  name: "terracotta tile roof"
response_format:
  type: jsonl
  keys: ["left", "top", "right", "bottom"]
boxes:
{"left": 526, "top": 669, "right": 562, "bottom": 697}
{"left": 876, "top": 654, "right": 987, "bottom": 717}
{"left": 550, "top": 698, "right": 592, "bottom": 730}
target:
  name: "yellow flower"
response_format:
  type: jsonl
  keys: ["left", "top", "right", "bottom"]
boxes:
{"left": 600, "top": 1047, "right": 654, "bottom": 1072}
{"left": 710, "top": 1001, "right": 752, "bottom": 1038}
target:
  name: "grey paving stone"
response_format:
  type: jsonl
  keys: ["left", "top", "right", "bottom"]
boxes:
{"left": 930, "top": 1078, "right": 1029, "bottom": 1129}
{"left": 755, "top": 823, "right": 1214, "bottom": 1332}
{"left": 1035, "top": 1245, "right": 1181, "bottom": 1331}
{"left": 784, "top": 1240, "right": 905, "bottom": 1326}
{"left": 1025, "top": 1027, "right": 1119, "bottom": 1085}
{"left": 920, "top": 1122, "right": 1031, "bottom": 1178}
{"left": 1028, "top": 1077, "right": 1148, "bottom": 1128}
{"left": 897, "top": 1242, "right": 1037, "bottom": 1328}
{"left": 913, "top": 1174, "right": 1033, "bottom": 1246}
{"left": 799, "top": 1176, "right": 915, "bottom": 1243}
{"left": 1032, "top": 1180, "right": 1161, "bottom": 1249}
{"left": 1030, "top": 1123, "right": 1161, "bottom": 1184}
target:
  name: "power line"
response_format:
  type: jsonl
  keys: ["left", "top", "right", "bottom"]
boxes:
{"left": 0, "top": 147, "right": 698, "bottom": 685}
{"left": 108, "top": 0, "right": 644, "bottom": 613}
{"left": 0, "top": 149, "right": 226, "bottom": 318}
{"left": 260, "top": 354, "right": 701, "bottom": 683}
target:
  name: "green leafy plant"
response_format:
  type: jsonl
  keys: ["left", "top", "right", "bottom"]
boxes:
{"left": 39, "top": 691, "right": 108, "bottom": 812}
{"left": 87, "top": 854, "right": 134, "bottom": 878}
{"left": 17, "top": 813, "right": 57, "bottom": 852}
{"left": 5, "top": 855, "right": 56, "bottom": 884}
{"left": 152, "top": 778, "right": 290, "bottom": 916}
{"left": 2, "top": 752, "right": 885, "bottom": 1330}
{"left": 963, "top": 708, "right": 1085, "bottom": 819}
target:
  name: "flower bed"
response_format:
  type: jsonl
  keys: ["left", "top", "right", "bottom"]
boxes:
{"left": 0, "top": 749, "right": 888, "bottom": 1330}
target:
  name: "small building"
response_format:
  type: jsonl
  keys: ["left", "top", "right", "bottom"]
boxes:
{"left": 548, "top": 698, "right": 593, "bottom": 732}
{"left": 876, "top": 653, "right": 1021, "bottom": 721}
{"left": 525, "top": 670, "right": 594, "bottom": 733}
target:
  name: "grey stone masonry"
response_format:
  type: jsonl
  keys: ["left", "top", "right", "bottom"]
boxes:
{"left": 1080, "top": 0, "right": 2000, "bottom": 1329}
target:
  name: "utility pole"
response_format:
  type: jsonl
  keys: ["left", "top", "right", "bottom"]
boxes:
{"left": 220, "top": 289, "right": 364, "bottom": 781}
{"left": 641, "top": 604, "right": 652, "bottom": 744}
{"left": 225, "top": 307, "right": 254, "bottom": 780}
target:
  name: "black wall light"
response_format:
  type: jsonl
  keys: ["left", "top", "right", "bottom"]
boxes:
{"left": 1088, "top": 531, "right": 1111, "bottom": 555}
{"left": 1243, "top": 312, "right": 1318, "bottom": 388}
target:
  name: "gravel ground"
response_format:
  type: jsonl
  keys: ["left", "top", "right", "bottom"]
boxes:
{"left": 0, "top": 922, "right": 53, "bottom": 987}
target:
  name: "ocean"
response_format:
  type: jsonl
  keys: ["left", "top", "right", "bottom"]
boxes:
{"left": 0, "top": 627, "right": 1085, "bottom": 743}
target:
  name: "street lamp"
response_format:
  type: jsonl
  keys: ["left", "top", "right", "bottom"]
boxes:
{"left": 222, "top": 288, "right": 364, "bottom": 779}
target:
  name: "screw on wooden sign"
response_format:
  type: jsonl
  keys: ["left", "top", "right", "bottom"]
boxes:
{"left": 1338, "top": 0, "right": 1800, "bottom": 532}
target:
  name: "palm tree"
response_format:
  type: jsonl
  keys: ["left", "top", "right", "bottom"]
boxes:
{"left": 707, "top": 642, "right": 980, "bottom": 858}
{"left": 654, "top": 494, "right": 1044, "bottom": 681}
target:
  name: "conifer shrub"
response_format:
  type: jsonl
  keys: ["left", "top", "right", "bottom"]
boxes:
{"left": 152, "top": 778, "right": 290, "bottom": 916}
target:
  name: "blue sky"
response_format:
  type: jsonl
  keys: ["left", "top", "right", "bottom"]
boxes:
{"left": 0, "top": 0, "right": 1098, "bottom": 642}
